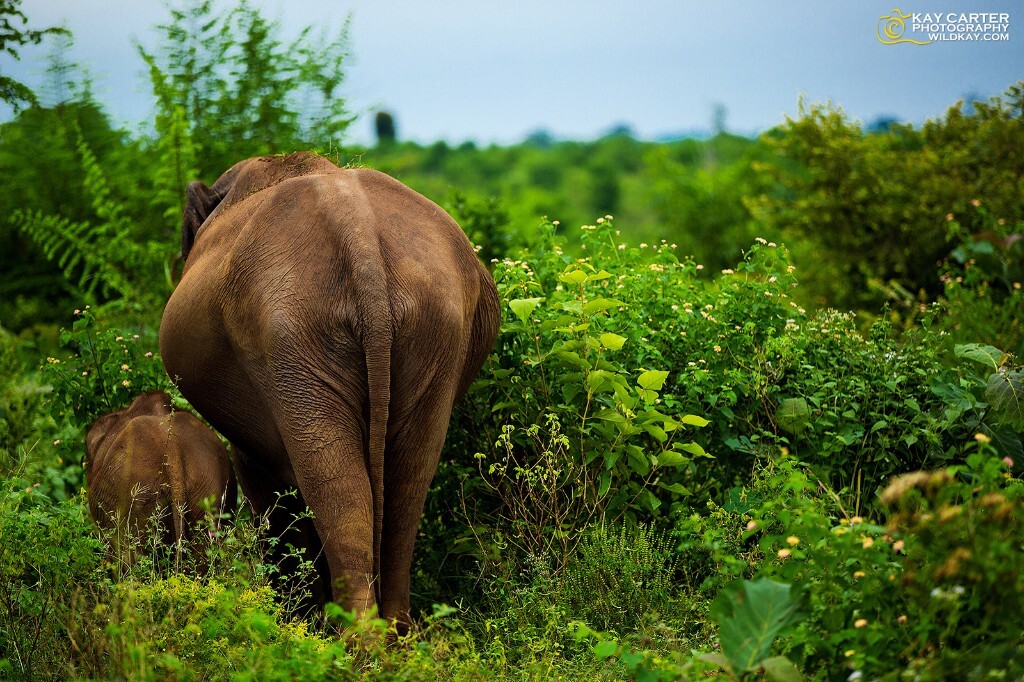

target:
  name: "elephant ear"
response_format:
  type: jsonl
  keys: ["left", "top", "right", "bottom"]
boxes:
{"left": 180, "top": 181, "right": 223, "bottom": 263}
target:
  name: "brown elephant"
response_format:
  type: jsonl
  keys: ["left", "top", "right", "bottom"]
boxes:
{"left": 85, "top": 390, "right": 236, "bottom": 561}
{"left": 159, "top": 152, "right": 500, "bottom": 628}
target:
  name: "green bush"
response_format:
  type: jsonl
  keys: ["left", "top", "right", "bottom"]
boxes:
{"left": 748, "top": 82, "right": 1024, "bottom": 311}
{"left": 561, "top": 524, "right": 683, "bottom": 635}
{"left": 0, "top": 480, "right": 102, "bottom": 681}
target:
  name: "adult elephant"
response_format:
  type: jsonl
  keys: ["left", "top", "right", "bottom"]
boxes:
{"left": 160, "top": 152, "right": 500, "bottom": 628}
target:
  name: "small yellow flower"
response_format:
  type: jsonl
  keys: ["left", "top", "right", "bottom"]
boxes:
{"left": 713, "top": 345, "right": 722, "bottom": 352}
{"left": 851, "top": 516, "right": 863, "bottom": 525}
{"left": 53, "top": 440, "right": 61, "bottom": 446}
{"left": 845, "top": 650, "right": 856, "bottom": 658}
{"left": 853, "top": 571, "right": 865, "bottom": 578}
{"left": 777, "top": 548, "right": 791, "bottom": 559}
{"left": 862, "top": 537, "right": 874, "bottom": 549}
{"left": 115, "top": 336, "right": 123, "bottom": 342}
{"left": 122, "top": 380, "right": 131, "bottom": 387}
{"left": 786, "top": 536, "right": 800, "bottom": 546}
{"left": 746, "top": 520, "right": 758, "bottom": 531}
{"left": 974, "top": 432, "right": 991, "bottom": 444}
{"left": 121, "top": 364, "right": 130, "bottom": 371}
{"left": 892, "top": 540, "right": 905, "bottom": 553}
{"left": 897, "top": 614, "right": 907, "bottom": 623}
{"left": 854, "top": 619, "right": 868, "bottom": 628}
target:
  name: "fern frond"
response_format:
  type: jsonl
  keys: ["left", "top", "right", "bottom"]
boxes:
{"left": 11, "top": 209, "right": 134, "bottom": 300}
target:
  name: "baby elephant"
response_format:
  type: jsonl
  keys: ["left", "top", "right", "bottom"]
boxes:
{"left": 85, "top": 391, "right": 236, "bottom": 561}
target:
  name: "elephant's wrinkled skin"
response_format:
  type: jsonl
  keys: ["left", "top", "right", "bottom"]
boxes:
{"left": 85, "top": 390, "right": 236, "bottom": 559}
{"left": 160, "top": 152, "right": 500, "bottom": 627}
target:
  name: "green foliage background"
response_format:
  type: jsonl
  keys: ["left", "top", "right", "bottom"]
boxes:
{"left": 1, "top": 1, "right": 1023, "bottom": 679}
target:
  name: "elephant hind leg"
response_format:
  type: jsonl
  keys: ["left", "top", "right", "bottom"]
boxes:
{"left": 273, "top": 398, "right": 378, "bottom": 616}
{"left": 377, "top": 382, "right": 461, "bottom": 630}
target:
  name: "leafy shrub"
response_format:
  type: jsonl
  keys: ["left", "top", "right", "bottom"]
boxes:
{"left": 561, "top": 524, "right": 682, "bottom": 635}
{"left": 0, "top": 330, "right": 49, "bottom": 477}
{"left": 748, "top": 82, "right": 1024, "bottom": 311}
{"left": 458, "top": 217, "right": 711, "bottom": 544}
{"left": 938, "top": 203, "right": 1024, "bottom": 355}
{"left": 706, "top": 448, "right": 1022, "bottom": 679}
{"left": 0, "top": 480, "right": 102, "bottom": 681}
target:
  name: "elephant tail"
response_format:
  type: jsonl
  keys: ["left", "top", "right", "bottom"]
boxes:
{"left": 362, "top": 280, "right": 392, "bottom": 604}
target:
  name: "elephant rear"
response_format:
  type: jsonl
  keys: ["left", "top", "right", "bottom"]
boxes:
{"left": 86, "top": 396, "right": 236, "bottom": 563}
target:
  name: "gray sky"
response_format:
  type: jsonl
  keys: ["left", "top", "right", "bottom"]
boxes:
{"left": 2, "top": 1, "right": 1021, "bottom": 145}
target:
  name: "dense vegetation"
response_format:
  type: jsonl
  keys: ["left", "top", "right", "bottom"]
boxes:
{"left": 2, "top": 1, "right": 1022, "bottom": 679}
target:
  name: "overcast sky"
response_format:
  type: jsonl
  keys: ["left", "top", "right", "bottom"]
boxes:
{"left": 1, "top": 1, "right": 1021, "bottom": 145}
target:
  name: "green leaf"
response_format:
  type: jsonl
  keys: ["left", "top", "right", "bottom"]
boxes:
{"left": 761, "top": 656, "right": 804, "bottom": 682}
{"left": 597, "top": 470, "right": 611, "bottom": 497}
{"left": 679, "top": 414, "right": 710, "bottom": 427}
{"left": 776, "top": 397, "right": 810, "bottom": 435}
{"left": 582, "top": 298, "right": 623, "bottom": 315}
{"left": 955, "top": 343, "right": 1004, "bottom": 371}
{"left": 508, "top": 297, "right": 543, "bottom": 323}
{"left": 559, "top": 269, "right": 589, "bottom": 286}
{"left": 599, "top": 332, "right": 627, "bottom": 350}
{"left": 675, "top": 441, "right": 707, "bottom": 457}
{"left": 711, "top": 578, "right": 802, "bottom": 673}
{"left": 638, "top": 488, "right": 661, "bottom": 512}
{"left": 699, "top": 652, "right": 734, "bottom": 675}
{"left": 637, "top": 370, "right": 669, "bottom": 391}
{"left": 986, "top": 369, "right": 1024, "bottom": 429}
{"left": 644, "top": 424, "right": 668, "bottom": 442}
{"left": 593, "top": 640, "right": 617, "bottom": 660}
{"left": 656, "top": 451, "right": 687, "bottom": 467}
{"left": 592, "top": 407, "right": 626, "bottom": 423}
{"left": 658, "top": 481, "right": 691, "bottom": 495}
{"left": 627, "top": 445, "right": 651, "bottom": 474}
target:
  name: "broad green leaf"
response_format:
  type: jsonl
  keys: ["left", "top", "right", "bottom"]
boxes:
{"left": 658, "top": 481, "right": 691, "bottom": 495}
{"left": 559, "top": 269, "right": 588, "bottom": 286}
{"left": 637, "top": 388, "right": 658, "bottom": 405}
{"left": 986, "top": 369, "right": 1024, "bottom": 429}
{"left": 508, "top": 297, "right": 543, "bottom": 323}
{"left": 761, "top": 656, "right": 804, "bottom": 682}
{"left": 588, "top": 269, "right": 613, "bottom": 281}
{"left": 637, "top": 369, "right": 670, "bottom": 391}
{"left": 593, "top": 640, "right": 617, "bottom": 660}
{"left": 644, "top": 424, "right": 668, "bottom": 442}
{"left": 776, "top": 397, "right": 810, "bottom": 435}
{"left": 582, "top": 297, "right": 623, "bottom": 315}
{"left": 699, "top": 652, "right": 734, "bottom": 675}
{"left": 680, "top": 414, "right": 710, "bottom": 427}
{"left": 592, "top": 407, "right": 626, "bottom": 423}
{"left": 676, "top": 441, "right": 707, "bottom": 457}
{"left": 638, "top": 488, "right": 661, "bottom": 512}
{"left": 955, "top": 343, "right": 1004, "bottom": 371}
{"left": 597, "top": 470, "right": 611, "bottom": 497}
{"left": 553, "top": 351, "right": 588, "bottom": 369}
{"left": 599, "top": 332, "right": 627, "bottom": 350}
{"left": 587, "top": 369, "right": 617, "bottom": 393}
{"left": 627, "top": 445, "right": 651, "bottom": 475}
{"left": 656, "top": 451, "right": 687, "bottom": 467}
{"left": 711, "top": 578, "right": 802, "bottom": 673}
